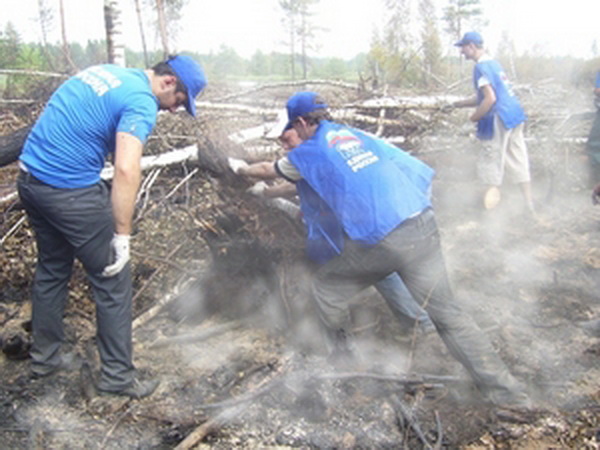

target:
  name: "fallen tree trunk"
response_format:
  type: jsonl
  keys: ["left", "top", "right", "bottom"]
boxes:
{"left": 0, "top": 125, "right": 33, "bottom": 168}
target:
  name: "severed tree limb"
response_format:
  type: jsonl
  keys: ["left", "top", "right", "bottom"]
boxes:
{"left": 175, "top": 359, "right": 289, "bottom": 449}
{"left": 1, "top": 212, "right": 26, "bottom": 246}
{"left": 132, "top": 243, "right": 184, "bottom": 305}
{"left": 130, "top": 249, "right": 196, "bottom": 276}
{"left": 432, "top": 410, "right": 444, "bottom": 450}
{"left": 208, "top": 79, "right": 366, "bottom": 103}
{"left": 1, "top": 145, "right": 200, "bottom": 207}
{"left": 99, "top": 406, "right": 133, "bottom": 450}
{"left": 314, "top": 371, "right": 458, "bottom": 387}
{"left": 132, "top": 272, "right": 197, "bottom": 332}
{"left": 148, "top": 322, "right": 242, "bottom": 348}
{"left": 0, "top": 69, "right": 67, "bottom": 78}
{"left": 173, "top": 403, "right": 250, "bottom": 450}
{"left": 134, "top": 167, "right": 198, "bottom": 223}
{"left": 392, "top": 394, "right": 432, "bottom": 449}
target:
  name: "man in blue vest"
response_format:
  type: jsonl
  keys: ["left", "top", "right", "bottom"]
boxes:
{"left": 239, "top": 127, "right": 435, "bottom": 335}
{"left": 17, "top": 55, "right": 206, "bottom": 398}
{"left": 229, "top": 91, "right": 532, "bottom": 409}
{"left": 452, "top": 31, "right": 535, "bottom": 214}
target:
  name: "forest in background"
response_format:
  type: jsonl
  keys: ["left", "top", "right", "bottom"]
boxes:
{"left": 1, "top": 0, "right": 599, "bottom": 100}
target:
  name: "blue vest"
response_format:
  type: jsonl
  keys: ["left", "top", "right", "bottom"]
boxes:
{"left": 20, "top": 65, "right": 158, "bottom": 188}
{"left": 289, "top": 121, "right": 434, "bottom": 253}
{"left": 473, "top": 59, "right": 526, "bottom": 140}
{"left": 296, "top": 180, "right": 345, "bottom": 263}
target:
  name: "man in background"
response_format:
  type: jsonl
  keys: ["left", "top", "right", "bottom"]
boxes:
{"left": 17, "top": 55, "right": 206, "bottom": 398}
{"left": 452, "top": 31, "right": 535, "bottom": 215}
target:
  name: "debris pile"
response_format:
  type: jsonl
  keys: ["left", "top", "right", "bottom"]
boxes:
{"left": 0, "top": 78, "right": 599, "bottom": 448}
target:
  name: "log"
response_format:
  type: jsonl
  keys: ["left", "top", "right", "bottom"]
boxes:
{"left": 173, "top": 403, "right": 249, "bottom": 450}
{"left": 0, "top": 125, "right": 33, "bottom": 167}
{"left": 0, "top": 145, "right": 202, "bottom": 207}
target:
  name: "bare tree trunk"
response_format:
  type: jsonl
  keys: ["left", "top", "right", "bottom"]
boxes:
{"left": 300, "top": 13, "right": 307, "bottom": 80}
{"left": 134, "top": 0, "right": 150, "bottom": 67}
{"left": 289, "top": 20, "right": 296, "bottom": 80}
{"left": 155, "top": 0, "right": 170, "bottom": 58}
{"left": 104, "top": 0, "right": 126, "bottom": 66}
{"left": 58, "top": 0, "right": 77, "bottom": 72}
{"left": 36, "top": 0, "right": 56, "bottom": 71}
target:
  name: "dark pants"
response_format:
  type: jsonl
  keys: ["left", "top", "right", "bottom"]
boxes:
{"left": 17, "top": 171, "right": 134, "bottom": 390}
{"left": 312, "top": 208, "right": 525, "bottom": 405}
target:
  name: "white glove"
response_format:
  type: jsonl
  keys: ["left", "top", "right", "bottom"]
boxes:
{"left": 247, "top": 181, "right": 268, "bottom": 197}
{"left": 228, "top": 157, "right": 249, "bottom": 174}
{"left": 102, "top": 234, "right": 131, "bottom": 277}
{"left": 269, "top": 198, "right": 301, "bottom": 219}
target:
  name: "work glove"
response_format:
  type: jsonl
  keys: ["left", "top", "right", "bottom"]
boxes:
{"left": 228, "top": 157, "right": 249, "bottom": 175}
{"left": 102, "top": 234, "right": 131, "bottom": 277}
{"left": 269, "top": 197, "right": 301, "bottom": 219}
{"left": 593, "top": 183, "right": 600, "bottom": 205}
{"left": 246, "top": 181, "right": 268, "bottom": 197}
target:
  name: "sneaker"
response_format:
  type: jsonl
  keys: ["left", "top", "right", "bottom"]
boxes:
{"left": 98, "top": 378, "right": 160, "bottom": 399}
{"left": 483, "top": 186, "right": 501, "bottom": 210}
{"left": 31, "top": 353, "right": 81, "bottom": 378}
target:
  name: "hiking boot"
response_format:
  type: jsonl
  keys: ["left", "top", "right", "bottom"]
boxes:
{"left": 31, "top": 353, "right": 81, "bottom": 378}
{"left": 98, "top": 378, "right": 160, "bottom": 399}
{"left": 326, "top": 329, "right": 358, "bottom": 370}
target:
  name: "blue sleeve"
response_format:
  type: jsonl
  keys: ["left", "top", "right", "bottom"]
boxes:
{"left": 116, "top": 93, "right": 158, "bottom": 143}
{"left": 595, "top": 72, "right": 600, "bottom": 89}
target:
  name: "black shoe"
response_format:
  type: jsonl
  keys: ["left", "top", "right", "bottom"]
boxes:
{"left": 326, "top": 329, "right": 357, "bottom": 369}
{"left": 31, "top": 353, "right": 81, "bottom": 378}
{"left": 98, "top": 378, "right": 159, "bottom": 399}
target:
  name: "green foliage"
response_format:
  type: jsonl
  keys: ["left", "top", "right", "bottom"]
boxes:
{"left": 442, "top": 0, "right": 485, "bottom": 41}
{"left": 0, "top": 16, "right": 596, "bottom": 98}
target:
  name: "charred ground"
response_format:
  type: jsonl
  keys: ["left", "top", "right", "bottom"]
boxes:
{"left": 0, "top": 80, "right": 599, "bottom": 449}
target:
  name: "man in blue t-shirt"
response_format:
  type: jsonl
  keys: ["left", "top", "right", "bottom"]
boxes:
{"left": 17, "top": 55, "right": 206, "bottom": 398}
{"left": 229, "top": 91, "right": 532, "bottom": 410}
{"left": 452, "top": 31, "right": 535, "bottom": 214}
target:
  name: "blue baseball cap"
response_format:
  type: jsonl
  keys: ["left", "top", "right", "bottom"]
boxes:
{"left": 285, "top": 91, "right": 328, "bottom": 130}
{"left": 454, "top": 31, "right": 484, "bottom": 47}
{"left": 166, "top": 55, "right": 207, "bottom": 116}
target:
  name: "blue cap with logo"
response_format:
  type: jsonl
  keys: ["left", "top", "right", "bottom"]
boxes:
{"left": 285, "top": 91, "right": 328, "bottom": 130}
{"left": 454, "top": 31, "right": 484, "bottom": 47}
{"left": 166, "top": 55, "right": 207, "bottom": 116}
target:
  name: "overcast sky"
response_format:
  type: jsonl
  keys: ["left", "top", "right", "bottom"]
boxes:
{"left": 1, "top": 0, "right": 598, "bottom": 60}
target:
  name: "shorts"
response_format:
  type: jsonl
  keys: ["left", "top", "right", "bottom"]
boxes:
{"left": 477, "top": 116, "right": 531, "bottom": 186}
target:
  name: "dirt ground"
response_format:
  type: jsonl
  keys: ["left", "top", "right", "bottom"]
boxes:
{"left": 1, "top": 83, "right": 599, "bottom": 449}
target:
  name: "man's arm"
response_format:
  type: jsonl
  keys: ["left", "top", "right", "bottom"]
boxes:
{"left": 263, "top": 181, "right": 296, "bottom": 198}
{"left": 111, "top": 132, "right": 143, "bottom": 234}
{"left": 238, "top": 161, "right": 279, "bottom": 179}
{"left": 470, "top": 84, "right": 496, "bottom": 122}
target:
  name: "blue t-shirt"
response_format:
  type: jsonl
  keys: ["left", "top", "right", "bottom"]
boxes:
{"left": 289, "top": 121, "right": 433, "bottom": 247}
{"left": 20, "top": 65, "right": 158, "bottom": 188}
{"left": 473, "top": 59, "right": 526, "bottom": 139}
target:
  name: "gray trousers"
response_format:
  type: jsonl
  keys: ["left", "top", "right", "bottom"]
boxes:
{"left": 375, "top": 272, "right": 434, "bottom": 330}
{"left": 313, "top": 208, "right": 525, "bottom": 405}
{"left": 17, "top": 171, "right": 134, "bottom": 390}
